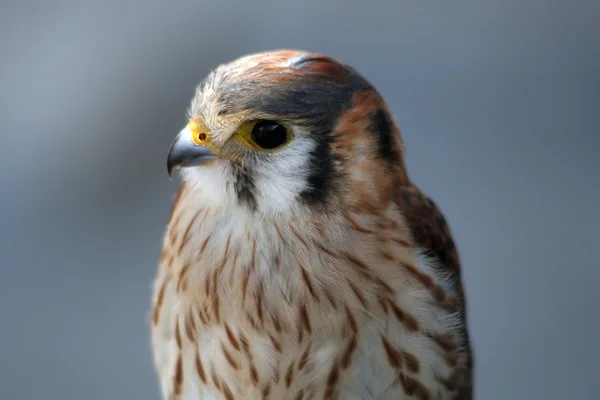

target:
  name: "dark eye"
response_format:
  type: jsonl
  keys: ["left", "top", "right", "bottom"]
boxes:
{"left": 251, "top": 121, "right": 289, "bottom": 149}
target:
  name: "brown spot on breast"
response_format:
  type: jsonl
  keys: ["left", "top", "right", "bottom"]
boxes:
{"left": 200, "top": 235, "right": 211, "bottom": 254}
{"left": 403, "top": 351, "right": 420, "bottom": 373}
{"left": 213, "top": 293, "right": 221, "bottom": 323}
{"left": 241, "top": 269, "right": 251, "bottom": 302}
{"left": 274, "top": 253, "right": 281, "bottom": 271}
{"left": 222, "top": 381, "right": 235, "bottom": 400}
{"left": 211, "top": 369, "right": 222, "bottom": 391}
{"left": 374, "top": 276, "right": 395, "bottom": 295}
{"left": 152, "top": 278, "right": 168, "bottom": 325}
{"left": 380, "top": 250, "right": 396, "bottom": 262}
{"left": 175, "top": 320, "right": 182, "bottom": 349}
{"left": 317, "top": 243, "right": 337, "bottom": 258}
{"left": 418, "top": 274, "right": 446, "bottom": 303}
{"left": 389, "top": 301, "right": 419, "bottom": 332}
{"left": 250, "top": 239, "right": 257, "bottom": 269}
{"left": 400, "top": 372, "right": 417, "bottom": 395}
{"left": 297, "top": 322, "right": 304, "bottom": 344}
{"left": 204, "top": 276, "right": 211, "bottom": 297}
{"left": 381, "top": 336, "right": 402, "bottom": 369}
{"left": 273, "top": 367, "right": 281, "bottom": 384}
{"left": 231, "top": 246, "right": 241, "bottom": 270}
{"left": 324, "top": 361, "right": 340, "bottom": 399}
{"left": 348, "top": 280, "right": 367, "bottom": 307}
{"left": 285, "top": 361, "right": 295, "bottom": 388}
{"left": 428, "top": 331, "right": 459, "bottom": 366}
{"left": 272, "top": 312, "right": 282, "bottom": 333}
{"left": 270, "top": 334, "right": 282, "bottom": 353}
{"left": 399, "top": 373, "right": 430, "bottom": 400}
{"left": 239, "top": 333, "right": 261, "bottom": 384}
{"left": 443, "top": 350, "right": 459, "bottom": 367}
{"left": 298, "top": 344, "right": 311, "bottom": 371}
{"left": 195, "top": 351, "right": 207, "bottom": 384}
{"left": 378, "top": 296, "right": 389, "bottom": 314}
{"left": 429, "top": 332, "right": 457, "bottom": 352}
{"left": 299, "top": 303, "right": 312, "bottom": 333}
{"left": 159, "top": 248, "right": 168, "bottom": 263}
{"left": 224, "top": 324, "right": 241, "bottom": 351}
{"left": 325, "top": 291, "right": 338, "bottom": 310}
{"left": 176, "top": 263, "right": 190, "bottom": 292}
{"left": 221, "top": 341, "right": 240, "bottom": 370}
{"left": 177, "top": 211, "right": 199, "bottom": 254}
{"left": 262, "top": 383, "right": 272, "bottom": 399}
{"left": 341, "top": 335, "right": 358, "bottom": 369}
{"left": 239, "top": 333, "right": 251, "bottom": 355}
{"left": 299, "top": 264, "right": 319, "bottom": 301}
{"left": 184, "top": 312, "right": 196, "bottom": 342}
{"left": 211, "top": 236, "right": 230, "bottom": 300}
{"left": 173, "top": 353, "right": 183, "bottom": 395}
{"left": 198, "top": 307, "right": 208, "bottom": 325}
{"left": 437, "top": 368, "right": 460, "bottom": 391}
{"left": 255, "top": 287, "right": 264, "bottom": 325}
{"left": 168, "top": 213, "right": 182, "bottom": 247}
{"left": 345, "top": 307, "right": 358, "bottom": 334}
{"left": 168, "top": 184, "right": 185, "bottom": 221}
{"left": 250, "top": 364, "right": 259, "bottom": 386}
{"left": 343, "top": 253, "right": 371, "bottom": 271}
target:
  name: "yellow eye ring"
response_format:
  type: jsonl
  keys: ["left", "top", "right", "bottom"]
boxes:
{"left": 236, "top": 120, "right": 292, "bottom": 151}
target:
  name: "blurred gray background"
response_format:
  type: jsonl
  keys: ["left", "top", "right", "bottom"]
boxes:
{"left": 1, "top": 1, "right": 599, "bottom": 399}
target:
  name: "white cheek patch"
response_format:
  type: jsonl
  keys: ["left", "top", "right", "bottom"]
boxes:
{"left": 180, "top": 134, "right": 316, "bottom": 215}
{"left": 252, "top": 135, "right": 315, "bottom": 214}
{"left": 181, "top": 163, "right": 237, "bottom": 209}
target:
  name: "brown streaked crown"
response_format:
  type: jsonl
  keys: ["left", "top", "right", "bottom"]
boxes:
{"left": 195, "top": 50, "right": 373, "bottom": 124}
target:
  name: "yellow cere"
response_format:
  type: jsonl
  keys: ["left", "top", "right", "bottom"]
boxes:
{"left": 188, "top": 119, "right": 210, "bottom": 146}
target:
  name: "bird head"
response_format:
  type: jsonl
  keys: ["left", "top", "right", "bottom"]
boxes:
{"left": 167, "top": 50, "right": 409, "bottom": 216}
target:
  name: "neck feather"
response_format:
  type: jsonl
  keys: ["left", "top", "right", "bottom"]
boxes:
{"left": 159, "top": 185, "right": 449, "bottom": 340}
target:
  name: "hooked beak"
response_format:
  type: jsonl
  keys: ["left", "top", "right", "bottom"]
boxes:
{"left": 166, "top": 122, "right": 217, "bottom": 179}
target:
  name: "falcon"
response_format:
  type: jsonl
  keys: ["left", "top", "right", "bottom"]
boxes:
{"left": 151, "top": 49, "right": 473, "bottom": 399}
